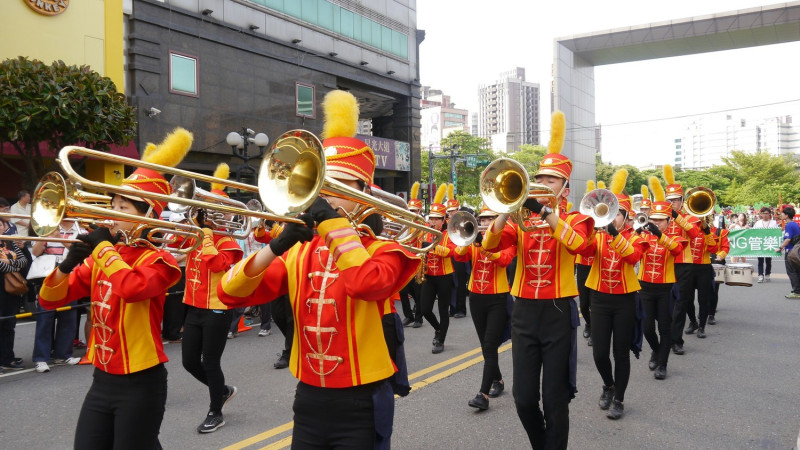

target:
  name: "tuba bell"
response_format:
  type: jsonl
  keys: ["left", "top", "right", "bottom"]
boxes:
{"left": 579, "top": 188, "right": 620, "bottom": 229}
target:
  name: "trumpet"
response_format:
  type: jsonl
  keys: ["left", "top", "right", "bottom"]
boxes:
{"left": 447, "top": 211, "right": 479, "bottom": 247}
{"left": 480, "top": 158, "right": 558, "bottom": 231}
{"left": 579, "top": 188, "right": 620, "bottom": 229}
{"left": 632, "top": 212, "right": 650, "bottom": 231}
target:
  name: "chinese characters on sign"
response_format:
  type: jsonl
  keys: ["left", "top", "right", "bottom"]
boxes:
{"left": 357, "top": 135, "right": 410, "bottom": 171}
{"left": 728, "top": 228, "right": 782, "bottom": 257}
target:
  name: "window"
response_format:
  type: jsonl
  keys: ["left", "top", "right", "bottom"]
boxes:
{"left": 296, "top": 82, "right": 315, "bottom": 118}
{"left": 170, "top": 52, "right": 198, "bottom": 97}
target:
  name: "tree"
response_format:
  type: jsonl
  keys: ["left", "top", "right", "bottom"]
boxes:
{"left": 507, "top": 144, "right": 547, "bottom": 174}
{"left": 716, "top": 150, "right": 800, "bottom": 206}
{"left": 0, "top": 57, "right": 137, "bottom": 189}
{"left": 420, "top": 131, "right": 493, "bottom": 208}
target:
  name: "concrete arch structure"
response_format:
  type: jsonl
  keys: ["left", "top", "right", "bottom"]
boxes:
{"left": 553, "top": 1, "right": 800, "bottom": 201}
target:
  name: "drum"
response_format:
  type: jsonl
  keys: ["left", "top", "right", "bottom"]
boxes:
{"left": 712, "top": 264, "right": 726, "bottom": 283}
{"left": 725, "top": 263, "right": 753, "bottom": 287}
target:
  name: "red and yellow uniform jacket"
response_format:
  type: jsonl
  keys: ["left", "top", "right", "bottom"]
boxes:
{"left": 483, "top": 212, "right": 593, "bottom": 299}
{"left": 575, "top": 251, "right": 595, "bottom": 267}
{"left": 713, "top": 228, "right": 730, "bottom": 260}
{"left": 183, "top": 230, "right": 243, "bottom": 310}
{"left": 580, "top": 227, "right": 644, "bottom": 294}
{"left": 39, "top": 243, "right": 181, "bottom": 375}
{"left": 218, "top": 217, "right": 421, "bottom": 388}
{"left": 425, "top": 230, "right": 456, "bottom": 276}
{"left": 638, "top": 232, "right": 687, "bottom": 284}
{"left": 665, "top": 212, "right": 703, "bottom": 264}
{"left": 688, "top": 227, "right": 719, "bottom": 265}
{"left": 453, "top": 241, "right": 516, "bottom": 294}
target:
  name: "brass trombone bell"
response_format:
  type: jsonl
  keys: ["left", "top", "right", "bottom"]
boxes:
{"left": 479, "top": 158, "right": 558, "bottom": 231}
{"left": 258, "top": 130, "right": 325, "bottom": 217}
{"left": 684, "top": 187, "right": 716, "bottom": 218}
{"left": 579, "top": 188, "right": 620, "bottom": 229}
{"left": 447, "top": 211, "right": 478, "bottom": 247}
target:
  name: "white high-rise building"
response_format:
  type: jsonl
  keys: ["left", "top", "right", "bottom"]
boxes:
{"left": 678, "top": 114, "right": 800, "bottom": 169}
{"left": 477, "top": 68, "right": 540, "bottom": 153}
{"left": 420, "top": 87, "right": 469, "bottom": 152}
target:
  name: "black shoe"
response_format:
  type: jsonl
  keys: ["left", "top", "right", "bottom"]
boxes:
{"left": 197, "top": 411, "right": 225, "bottom": 433}
{"left": 696, "top": 327, "right": 706, "bottom": 338}
{"left": 273, "top": 351, "right": 289, "bottom": 369}
{"left": 0, "top": 360, "right": 24, "bottom": 371}
{"left": 454, "top": 312, "right": 466, "bottom": 318}
{"left": 411, "top": 321, "right": 422, "bottom": 328}
{"left": 449, "top": 311, "right": 455, "bottom": 317}
{"left": 583, "top": 326, "right": 591, "bottom": 339}
{"left": 222, "top": 385, "right": 237, "bottom": 412}
{"left": 432, "top": 338, "right": 444, "bottom": 354}
{"left": 654, "top": 365, "right": 667, "bottom": 380}
{"left": 685, "top": 322, "right": 699, "bottom": 334}
{"left": 708, "top": 315, "right": 716, "bottom": 325}
{"left": 671, "top": 344, "right": 685, "bottom": 355}
{"left": 488, "top": 380, "right": 504, "bottom": 398}
{"left": 587, "top": 336, "right": 593, "bottom": 347}
{"left": 648, "top": 352, "right": 657, "bottom": 371}
{"left": 607, "top": 400, "right": 624, "bottom": 420}
{"left": 402, "top": 317, "right": 414, "bottom": 327}
{"left": 468, "top": 393, "right": 489, "bottom": 410}
{"left": 599, "top": 386, "right": 615, "bottom": 410}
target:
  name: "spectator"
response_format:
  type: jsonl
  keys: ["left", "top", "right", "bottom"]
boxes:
{"left": 0, "top": 198, "right": 18, "bottom": 235}
{"left": 0, "top": 218, "right": 30, "bottom": 372}
{"left": 752, "top": 207, "right": 778, "bottom": 282}
{"left": 9, "top": 190, "right": 31, "bottom": 237}
{"left": 778, "top": 206, "right": 800, "bottom": 299}
{"left": 727, "top": 213, "right": 750, "bottom": 263}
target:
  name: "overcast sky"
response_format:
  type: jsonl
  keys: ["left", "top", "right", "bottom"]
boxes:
{"left": 417, "top": 0, "right": 800, "bottom": 167}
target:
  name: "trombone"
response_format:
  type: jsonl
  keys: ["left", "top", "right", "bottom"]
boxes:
{"left": 167, "top": 176, "right": 254, "bottom": 239}
{"left": 479, "top": 158, "right": 558, "bottom": 231}
{"left": 579, "top": 189, "right": 620, "bottom": 229}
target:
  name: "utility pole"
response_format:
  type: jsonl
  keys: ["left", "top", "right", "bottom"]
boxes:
{"left": 427, "top": 143, "right": 486, "bottom": 210}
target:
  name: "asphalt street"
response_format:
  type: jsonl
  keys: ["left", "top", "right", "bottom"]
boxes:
{"left": 1, "top": 257, "right": 799, "bottom": 449}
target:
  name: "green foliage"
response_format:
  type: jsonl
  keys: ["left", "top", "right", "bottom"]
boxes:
{"left": 0, "top": 56, "right": 136, "bottom": 189}
{"left": 507, "top": 144, "right": 547, "bottom": 174}
{"left": 420, "top": 131, "right": 493, "bottom": 209}
{"left": 714, "top": 150, "right": 800, "bottom": 206}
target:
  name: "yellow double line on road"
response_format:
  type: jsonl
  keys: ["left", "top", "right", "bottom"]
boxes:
{"left": 221, "top": 342, "right": 513, "bottom": 450}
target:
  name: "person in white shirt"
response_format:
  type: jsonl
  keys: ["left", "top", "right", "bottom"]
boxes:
{"left": 9, "top": 190, "right": 31, "bottom": 237}
{"left": 752, "top": 207, "right": 779, "bottom": 282}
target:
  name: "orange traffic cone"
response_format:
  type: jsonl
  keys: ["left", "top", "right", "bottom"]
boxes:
{"left": 237, "top": 316, "right": 252, "bottom": 333}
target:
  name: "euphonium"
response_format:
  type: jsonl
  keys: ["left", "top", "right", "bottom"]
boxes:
{"left": 447, "top": 211, "right": 478, "bottom": 247}
{"left": 579, "top": 188, "right": 620, "bottom": 229}
{"left": 479, "top": 158, "right": 558, "bottom": 231}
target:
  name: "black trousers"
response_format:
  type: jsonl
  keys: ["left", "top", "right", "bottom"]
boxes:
{"left": 421, "top": 274, "right": 452, "bottom": 342}
{"left": 292, "top": 380, "right": 391, "bottom": 449}
{"left": 75, "top": 364, "right": 167, "bottom": 450}
{"left": 757, "top": 257, "right": 772, "bottom": 276}
{"left": 511, "top": 298, "right": 572, "bottom": 450}
{"left": 270, "top": 295, "right": 294, "bottom": 354}
{"left": 0, "top": 290, "right": 19, "bottom": 366}
{"left": 575, "top": 264, "right": 592, "bottom": 329}
{"left": 709, "top": 281, "right": 721, "bottom": 316}
{"left": 469, "top": 292, "right": 508, "bottom": 394}
{"left": 398, "top": 279, "right": 421, "bottom": 322}
{"left": 590, "top": 291, "right": 636, "bottom": 402}
{"left": 671, "top": 264, "right": 713, "bottom": 345}
{"left": 686, "top": 268, "right": 716, "bottom": 325}
{"left": 451, "top": 261, "right": 469, "bottom": 315}
{"left": 182, "top": 306, "right": 232, "bottom": 414}
{"left": 162, "top": 267, "right": 186, "bottom": 341}
{"left": 641, "top": 281, "right": 673, "bottom": 367}
{"left": 786, "top": 254, "right": 800, "bottom": 294}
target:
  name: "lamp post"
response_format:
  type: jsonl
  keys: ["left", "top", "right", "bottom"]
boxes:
{"left": 226, "top": 128, "right": 269, "bottom": 198}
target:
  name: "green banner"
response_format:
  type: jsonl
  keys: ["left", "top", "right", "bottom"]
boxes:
{"left": 728, "top": 228, "right": 783, "bottom": 257}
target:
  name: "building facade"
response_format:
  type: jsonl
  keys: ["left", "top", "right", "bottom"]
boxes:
{"left": 419, "top": 88, "right": 469, "bottom": 152}
{"left": 477, "top": 67, "right": 539, "bottom": 153}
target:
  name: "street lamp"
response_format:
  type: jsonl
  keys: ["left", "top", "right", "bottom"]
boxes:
{"left": 226, "top": 128, "right": 269, "bottom": 193}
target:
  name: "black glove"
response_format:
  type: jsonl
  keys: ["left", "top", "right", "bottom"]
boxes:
{"left": 309, "top": 197, "right": 340, "bottom": 224}
{"left": 269, "top": 213, "right": 314, "bottom": 256}
{"left": 646, "top": 222, "right": 662, "bottom": 238}
{"left": 671, "top": 209, "right": 679, "bottom": 219}
{"left": 78, "top": 225, "right": 122, "bottom": 250}
{"left": 606, "top": 222, "right": 619, "bottom": 237}
{"left": 58, "top": 242, "right": 93, "bottom": 274}
{"left": 701, "top": 220, "right": 711, "bottom": 234}
{"left": 195, "top": 209, "right": 209, "bottom": 229}
{"left": 473, "top": 232, "right": 484, "bottom": 246}
{"left": 523, "top": 198, "right": 544, "bottom": 215}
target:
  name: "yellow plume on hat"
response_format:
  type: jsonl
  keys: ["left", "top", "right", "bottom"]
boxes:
{"left": 587, "top": 180, "right": 595, "bottom": 192}
{"left": 210, "top": 163, "right": 230, "bottom": 192}
{"left": 410, "top": 181, "right": 420, "bottom": 200}
{"left": 142, "top": 143, "right": 157, "bottom": 161}
{"left": 610, "top": 169, "right": 628, "bottom": 195}
{"left": 663, "top": 164, "right": 676, "bottom": 185}
{"left": 447, "top": 183, "right": 455, "bottom": 200}
{"left": 641, "top": 185, "right": 650, "bottom": 200}
{"left": 548, "top": 111, "right": 566, "bottom": 154}
{"left": 142, "top": 127, "right": 193, "bottom": 169}
{"left": 597, "top": 181, "right": 606, "bottom": 190}
{"left": 321, "top": 90, "right": 358, "bottom": 140}
{"left": 649, "top": 176, "right": 666, "bottom": 202}
{"left": 433, "top": 183, "right": 447, "bottom": 204}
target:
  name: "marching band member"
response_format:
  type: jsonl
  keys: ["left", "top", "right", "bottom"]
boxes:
{"left": 638, "top": 177, "right": 687, "bottom": 380}
{"left": 39, "top": 129, "right": 190, "bottom": 449}
{"left": 640, "top": 185, "right": 652, "bottom": 215}
{"left": 217, "top": 90, "right": 420, "bottom": 448}
{"left": 421, "top": 183, "right": 457, "bottom": 353}
{"left": 576, "top": 180, "right": 597, "bottom": 347}
{"left": 707, "top": 219, "right": 729, "bottom": 325}
{"left": 398, "top": 181, "right": 423, "bottom": 327}
{"left": 453, "top": 206, "right": 515, "bottom": 410}
{"left": 181, "top": 163, "right": 244, "bottom": 434}
{"left": 483, "top": 111, "right": 593, "bottom": 448}
{"left": 662, "top": 165, "right": 707, "bottom": 355}
{"left": 579, "top": 170, "right": 644, "bottom": 420}
{"left": 446, "top": 184, "right": 469, "bottom": 319}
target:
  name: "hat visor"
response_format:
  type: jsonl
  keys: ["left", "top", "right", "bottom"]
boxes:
{"left": 534, "top": 168, "right": 568, "bottom": 180}
{"left": 649, "top": 213, "right": 670, "bottom": 219}
{"left": 326, "top": 169, "right": 360, "bottom": 182}
{"left": 428, "top": 212, "right": 445, "bottom": 218}
{"left": 665, "top": 194, "right": 683, "bottom": 200}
